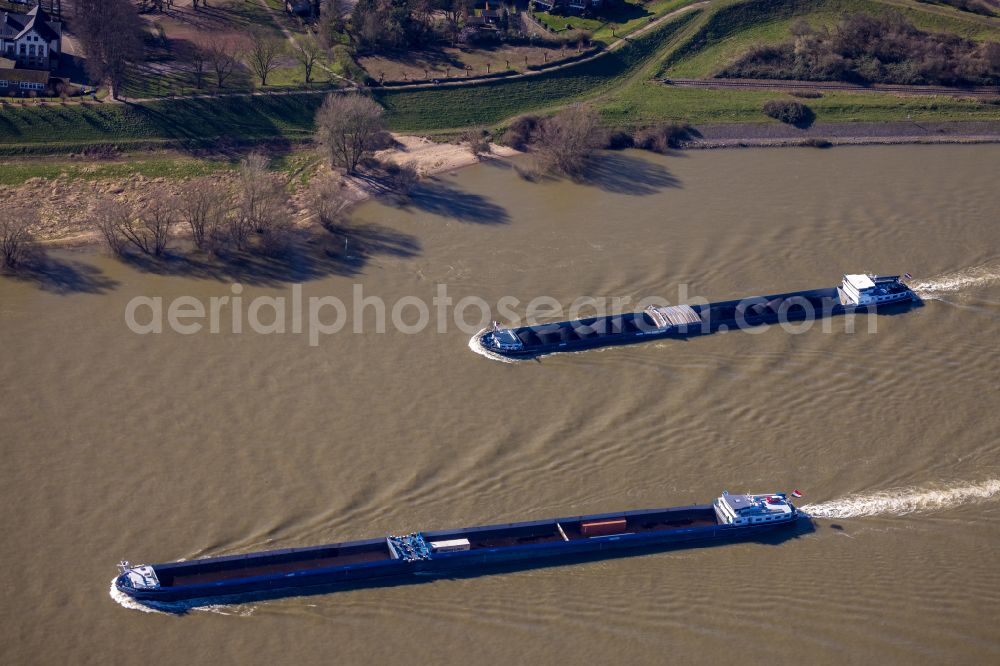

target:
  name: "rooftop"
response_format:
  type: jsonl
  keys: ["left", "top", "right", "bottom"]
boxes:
{"left": 844, "top": 273, "right": 876, "bottom": 290}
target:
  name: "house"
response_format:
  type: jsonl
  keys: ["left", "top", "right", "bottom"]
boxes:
{"left": 0, "top": 60, "right": 54, "bottom": 95}
{"left": 531, "top": 0, "right": 601, "bottom": 12}
{"left": 284, "top": 0, "right": 312, "bottom": 16}
{"left": 0, "top": 4, "right": 62, "bottom": 71}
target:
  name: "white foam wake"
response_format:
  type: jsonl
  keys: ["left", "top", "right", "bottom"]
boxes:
{"left": 910, "top": 261, "right": 1000, "bottom": 298}
{"left": 109, "top": 578, "right": 255, "bottom": 616}
{"left": 801, "top": 479, "right": 1000, "bottom": 519}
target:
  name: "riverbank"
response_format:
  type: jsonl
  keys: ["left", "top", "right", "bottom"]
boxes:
{"left": 5, "top": 122, "right": 998, "bottom": 247}
{"left": 3, "top": 134, "right": 519, "bottom": 246}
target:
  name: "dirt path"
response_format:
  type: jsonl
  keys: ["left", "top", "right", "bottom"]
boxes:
{"left": 666, "top": 77, "right": 1000, "bottom": 98}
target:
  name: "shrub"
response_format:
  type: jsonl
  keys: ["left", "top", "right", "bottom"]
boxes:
{"left": 605, "top": 130, "right": 635, "bottom": 150}
{"left": 634, "top": 123, "right": 697, "bottom": 152}
{"left": 789, "top": 90, "right": 823, "bottom": 99}
{"left": 91, "top": 198, "right": 132, "bottom": 257}
{"left": 305, "top": 174, "right": 351, "bottom": 231}
{"left": 800, "top": 137, "right": 833, "bottom": 148}
{"left": 176, "top": 178, "right": 231, "bottom": 254}
{"left": 233, "top": 152, "right": 292, "bottom": 254}
{"left": 501, "top": 115, "right": 539, "bottom": 150}
{"left": 532, "top": 106, "right": 607, "bottom": 178}
{"left": 763, "top": 99, "right": 812, "bottom": 125}
{"left": 0, "top": 209, "right": 38, "bottom": 269}
{"left": 721, "top": 12, "right": 1000, "bottom": 86}
{"left": 460, "top": 127, "right": 492, "bottom": 158}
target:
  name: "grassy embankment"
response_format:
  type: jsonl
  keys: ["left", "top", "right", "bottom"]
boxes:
{"left": 0, "top": 0, "right": 996, "bottom": 156}
{"left": 601, "top": 0, "right": 1000, "bottom": 126}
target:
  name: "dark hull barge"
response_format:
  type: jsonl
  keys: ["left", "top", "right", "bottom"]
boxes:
{"left": 116, "top": 492, "right": 800, "bottom": 604}
{"left": 477, "top": 274, "right": 916, "bottom": 358}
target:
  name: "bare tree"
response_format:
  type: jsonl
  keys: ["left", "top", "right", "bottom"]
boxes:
{"left": 233, "top": 153, "right": 291, "bottom": 253}
{"left": 304, "top": 174, "right": 351, "bottom": 231}
{"left": 293, "top": 34, "right": 323, "bottom": 85}
{"left": 176, "top": 179, "right": 232, "bottom": 252}
{"left": 90, "top": 191, "right": 175, "bottom": 257}
{"left": 0, "top": 209, "right": 38, "bottom": 270}
{"left": 73, "top": 0, "right": 144, "bottom": 99}
{"left": 179, "top": 40, "right": 210, "bottom": 90}
{"left": 314, "top": 93, "right": 386, "bottom": 174}
{"left": 208, "top": 38, "right": 242, "bottom": 89}
{"left": 90, "top": 197, "right": 133, "bottom": 257}
{"left": 460, "top": 127, "right": 491, "bottom": 159}
{"left": 247, "top": 32, "right": 285, "bottom": 87}
{"left": 532, "top": 106, "right": 607, "bottom": 178}
{"left": 121, "top": 189, "right": 175, "bottom": 256}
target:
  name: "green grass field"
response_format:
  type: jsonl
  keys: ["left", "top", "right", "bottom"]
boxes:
{"left": 600, "top": 85, "right": 1000, "bottom": 125}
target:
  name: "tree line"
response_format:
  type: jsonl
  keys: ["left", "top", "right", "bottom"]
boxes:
{"left": 720, "top": 13, "right": 1000, "bottom": 86}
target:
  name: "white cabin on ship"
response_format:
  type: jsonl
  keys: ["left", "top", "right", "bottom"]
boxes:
{"left": 713, "top": 492, "right": 797, "bottom": 526}
{"left": 841, "top": 274, "right": 912, "bottom": 306}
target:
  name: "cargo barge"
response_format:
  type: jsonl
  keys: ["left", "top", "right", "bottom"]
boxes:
{"left": 116, "top": 491, "right": 801, "bottom": 604}
{"left": 477, "top": 274, "right": 916, "bottom": 359}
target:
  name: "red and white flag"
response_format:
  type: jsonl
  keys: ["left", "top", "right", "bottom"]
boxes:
{"left": 791, "top": 490, "right": 803, "bottom": 498}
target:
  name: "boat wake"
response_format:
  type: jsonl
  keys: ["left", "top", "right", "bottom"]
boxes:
{"left": 910, "top": 260, "right": 1000, "bottom": 299}
{"left": 109, "top": 578, "right": 255, "bottom": 616}
{"left": 468, "top": 328, "right": 520, "bottom": 363}
{"left": 801, "top": 479, "right": 1000, "bottom": 519}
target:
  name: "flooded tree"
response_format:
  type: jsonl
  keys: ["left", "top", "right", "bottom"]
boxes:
{"left": 91, "top": 198, "right": 134, "bottom": 257}
{"left": 532, "top": 106, "right": 607, "bottom": 178}
{"left": 90, "top": 191, "right": 175, "bottom": 258}
{"left": 314, "top": 93, "right": 386, "bottom": 174}
{"left": 0, "top": 209, "right": 38, "bottom": 270}
{"left": 234, "top": 153, "right": 292, "bottom": 254}
{"left": 176, "top": 179, "right": 232, "bottom": 254}
{"left": 304, "top": 174, "right": 351, "bottom": 231}
{"left": 460, "top": 128, "right": 491, "bottom": 159}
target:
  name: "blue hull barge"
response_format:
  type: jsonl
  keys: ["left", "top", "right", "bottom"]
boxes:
{"left": 477, "top": 273, "right": 916, "bottom": 358}
{"left": 116, "top": 491, "right": 800, "bottom": 604}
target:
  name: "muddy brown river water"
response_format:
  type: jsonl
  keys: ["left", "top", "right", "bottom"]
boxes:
{"left": 1, "top": 145, "right": 999, "bottom": 664}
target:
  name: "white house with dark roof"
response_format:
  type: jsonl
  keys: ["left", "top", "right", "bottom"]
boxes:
{"left": 0, "top": 4, "right": 62, "bottom": 71}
